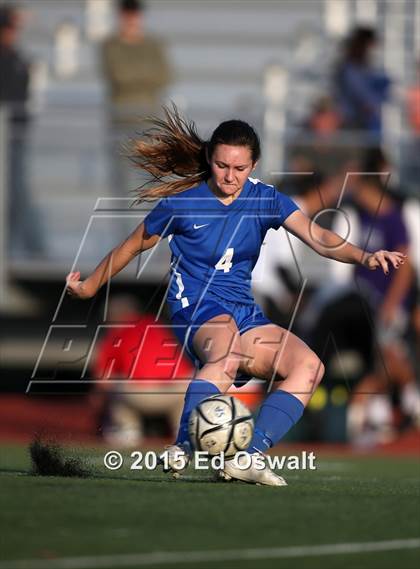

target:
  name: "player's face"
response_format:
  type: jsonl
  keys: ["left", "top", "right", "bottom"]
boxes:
{"left": 208, "top": 144, "right": 256, "bottom": 198}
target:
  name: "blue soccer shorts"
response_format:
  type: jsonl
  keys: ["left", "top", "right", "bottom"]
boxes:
{"left": 170, "top": 294, "right": 271, "bottom": 387}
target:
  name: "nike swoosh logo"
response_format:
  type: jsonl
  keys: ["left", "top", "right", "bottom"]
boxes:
{"left": 193, "top": 224, "right": 209, "bottom": 229}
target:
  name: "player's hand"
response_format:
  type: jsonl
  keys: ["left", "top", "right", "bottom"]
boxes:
{"left": 363, "top": 250, "right": 406, "bottom": 274}
{"left": 65, "top": 272, "right": 94, "bottom": 299}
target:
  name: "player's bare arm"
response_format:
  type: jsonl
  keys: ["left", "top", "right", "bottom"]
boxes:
{"left": 65, "top": 222, "right": 159, "bottom": 299}
{"left": 283, "top": 209, "right": 406, "bottom": 274}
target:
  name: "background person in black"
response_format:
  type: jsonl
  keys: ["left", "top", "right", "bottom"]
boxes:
{"left": 0, "top": 4, "right": 43, "bottom": 256}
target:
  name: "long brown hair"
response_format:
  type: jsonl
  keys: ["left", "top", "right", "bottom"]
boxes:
{"left": 131, "top": 105, "right": 261, "bottom": 203}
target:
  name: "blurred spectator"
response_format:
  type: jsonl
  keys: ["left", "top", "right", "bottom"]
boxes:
{"left": 287, "top": 96, "right": 357, "bottom": 179}
{"left": 350, "top": 174, "right": 413, "bottom": 336}
{"left": 101, "top": 0, "right": 171, "bottom": 122}
{"left": 402, "top": 60, "right": 420, "bottom": 192}
{"left": 101, "top": 0, "right": 172, "bottom": 237}
{"left": 92, "top": 295, "right": 193, "bottom": 446}
{"left": 0, "top": 4, "right": 44, "bottom": 256}
{"left": 101, "top": 0, "right": 171, "bottom": 129}
{"left": 333, "top": 27, "right": 391, "bottom": 135}
{"left": 330, "top": 163, "right": 419, "bottom": 445}
{"left": 361, "top": 146, "right": 391, "bottom": 186}
{"left": 406, "top": 61, "right": 420, "bottom": 134}
{"left": 306, "top": 95, "right": 341, "bottom": 136}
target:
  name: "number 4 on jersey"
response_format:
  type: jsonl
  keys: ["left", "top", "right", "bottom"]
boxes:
{"left": 215, "top": 248, "right": 234, "bottom": 273}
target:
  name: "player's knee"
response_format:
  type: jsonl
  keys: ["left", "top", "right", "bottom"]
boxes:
{"left": 297, "top": 353, "right": 324, "bottom": 387}
{"left": 222, "top": 356, "right": 241, "bottom": 381}
{"left": 307, "top": 355, "right": 324, "bottom": 387}
{"left": 315, "top": 358, "right": 325, "bottom": 385}
{"left": 201, "top": 357, "right": 239, "bottom": 392}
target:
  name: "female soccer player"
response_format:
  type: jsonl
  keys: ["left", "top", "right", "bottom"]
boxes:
{"left": 66, "top": 107, "right": 405, "bottom": 486}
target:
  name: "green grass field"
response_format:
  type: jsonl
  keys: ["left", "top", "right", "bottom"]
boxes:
{"left": 0, "top": 443, "right": 419, "bottom": 569}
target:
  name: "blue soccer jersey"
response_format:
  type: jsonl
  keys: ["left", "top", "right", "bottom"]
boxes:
{"left": 143, "top": 178, "right": 299, "bottom": 316}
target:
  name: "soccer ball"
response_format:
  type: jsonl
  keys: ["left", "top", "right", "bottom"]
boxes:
{"left": 188, "top": 395, "right": 254, "bottom": 458}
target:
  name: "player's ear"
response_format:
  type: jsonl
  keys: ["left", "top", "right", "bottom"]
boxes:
{"left": 251, "top": 160, "right": 259, "bottom": 171}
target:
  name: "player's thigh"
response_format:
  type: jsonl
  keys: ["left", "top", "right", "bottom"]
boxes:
{"left": 238, "top": 323, "right": 317, "bottom": 379}
{"left": 192, "top": 313, "right": 241, "bottom": 367}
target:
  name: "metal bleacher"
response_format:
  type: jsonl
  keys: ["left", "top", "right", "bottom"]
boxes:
{"left": 6, "top": 0, "right": 330, "bottom": 284}
{"left": 4, "top": 0, "right": 419, "bottom": 288}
